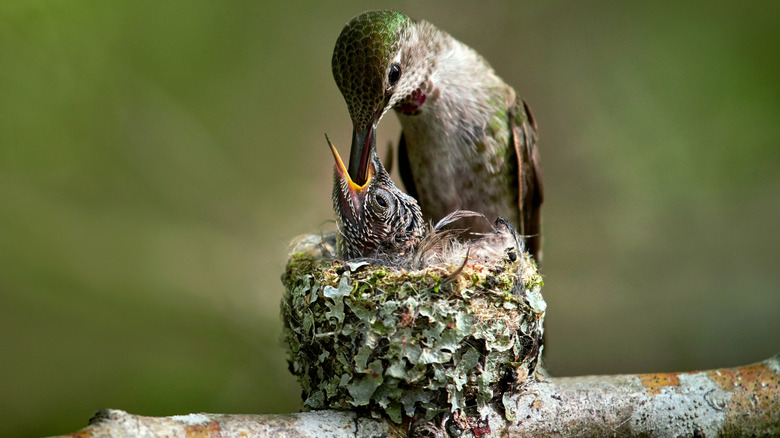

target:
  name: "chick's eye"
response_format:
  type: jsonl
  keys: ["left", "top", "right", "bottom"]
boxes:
{"left": 372, "top": 190, "right": 392, "bottom": 214}
{"left": 388, "top": 63, "right": 402, "bottom": 86}
{"left": 375, "top": 193, "right": 388, "bottom": 208}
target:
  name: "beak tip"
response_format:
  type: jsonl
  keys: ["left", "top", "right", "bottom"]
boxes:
{"left": 349, "top": 124, "right": 376, "bottom": 186}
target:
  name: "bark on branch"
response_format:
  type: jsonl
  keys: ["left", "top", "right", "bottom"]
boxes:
{"left": 51, "top": 354, "right": 780, "bottom": 438}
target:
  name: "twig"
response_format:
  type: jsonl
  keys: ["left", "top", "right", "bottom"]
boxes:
{"left": 50, "top": 354, "right": 780, "bottom": 437}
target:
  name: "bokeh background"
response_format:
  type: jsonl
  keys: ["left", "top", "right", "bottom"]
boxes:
{"left": 1, "top": 1, "right": 778, "bottom": 436}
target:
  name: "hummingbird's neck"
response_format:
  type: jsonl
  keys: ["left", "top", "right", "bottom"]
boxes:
{"left": 401, "top": 20, "right": 514, "bottom": 144}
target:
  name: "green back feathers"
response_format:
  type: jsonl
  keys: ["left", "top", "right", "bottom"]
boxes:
{"left": 332, "top": 11, "right": 411, "bottom": 130}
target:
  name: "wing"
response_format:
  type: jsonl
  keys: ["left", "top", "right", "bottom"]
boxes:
{"left": 396, "top": 131, "right": 420, "bottom": 201}
{"left": 510, "top": 98, "right": 544, "bottom": 262}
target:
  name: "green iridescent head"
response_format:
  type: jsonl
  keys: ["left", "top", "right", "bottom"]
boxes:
{"left": 333, "top": 10, "right": 434, "bottom": 186}
{"left": 332, "top": 10, "right": 412, "bottom": 131}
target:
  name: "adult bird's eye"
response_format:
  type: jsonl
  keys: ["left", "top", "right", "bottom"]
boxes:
{"left": 388, "top": 63, "right": 402, "bottom": 86}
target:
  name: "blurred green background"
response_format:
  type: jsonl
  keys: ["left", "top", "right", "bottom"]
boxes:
{"left": 1, "top": 1, "right": 778, "bottom": 436}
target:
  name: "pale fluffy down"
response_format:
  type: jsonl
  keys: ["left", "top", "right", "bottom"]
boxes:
{"left": 289, "top": 211, "right": 529, "bottom": 273}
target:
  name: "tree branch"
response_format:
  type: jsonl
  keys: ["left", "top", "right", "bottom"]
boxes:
{"left": 51, "top": 354, "right": 779, "bottom": 438}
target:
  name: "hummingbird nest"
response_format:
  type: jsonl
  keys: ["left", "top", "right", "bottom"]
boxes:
{"left": 281, "top": 231, "right": 545, "bottom": 424}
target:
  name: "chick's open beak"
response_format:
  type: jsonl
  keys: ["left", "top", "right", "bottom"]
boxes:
{"left": 327, "top": 134, "right": 373, "bottom": 220}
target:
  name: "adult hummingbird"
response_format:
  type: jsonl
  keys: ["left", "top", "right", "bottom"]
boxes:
{"left": 332, "top": 10, "right": 544, "bottom": 260}
{"left": 327, "top": 135, "right": 425, "bottom": 260}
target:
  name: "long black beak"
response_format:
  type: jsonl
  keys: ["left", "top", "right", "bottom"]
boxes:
{"left": 348, "top": 123, "right": 376, "bottom": 187}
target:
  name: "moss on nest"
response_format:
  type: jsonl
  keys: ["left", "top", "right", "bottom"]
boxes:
{"left": 281, "top": 233, "right": 545, "bottom": 423}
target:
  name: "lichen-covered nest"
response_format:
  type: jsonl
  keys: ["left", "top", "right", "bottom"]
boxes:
{"left": 281, "top": 233, "right": 545, "bottom": 423}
